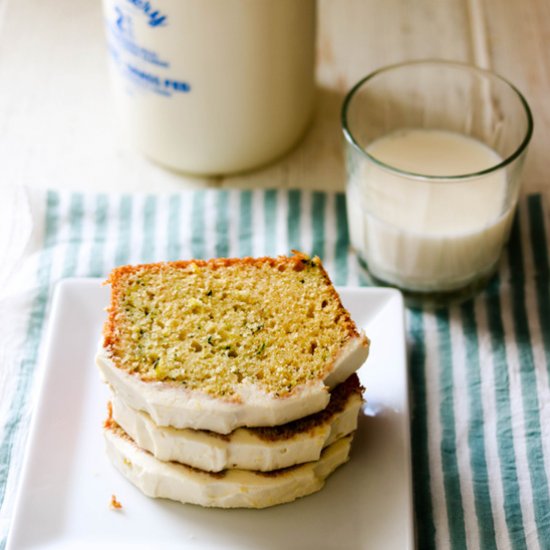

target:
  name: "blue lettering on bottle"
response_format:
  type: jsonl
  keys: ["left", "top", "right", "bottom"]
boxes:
{"left": 115, "top": 6, "right": 125, "bottom": 32}
{"left": 126, "top": 0, "right": 167, "bottom": 27}
{"left": 124, "top": 63, "right": 191, "bottom": 96}
{"left": 107, "top": 1, "right": 192, "bottom": 97}
{"left": 164, "top": 79, "right": 191, "bottom": 92}
{"left": 108, "top": 20, "right": 169, "bottom": 67}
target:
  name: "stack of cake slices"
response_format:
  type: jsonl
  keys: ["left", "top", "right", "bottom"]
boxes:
{"left": 97, "top": 253, "right": 370, "bottom": 509}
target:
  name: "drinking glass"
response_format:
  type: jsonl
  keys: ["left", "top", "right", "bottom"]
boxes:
{"left": 342, "top": 60, "right": 533, "bottom": 306}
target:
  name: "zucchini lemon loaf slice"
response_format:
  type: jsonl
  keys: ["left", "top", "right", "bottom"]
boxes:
{"left": 104, "top": 418, "right": 354, "bottom": 509}
{"left": 97, "top": 253, "right": 369, "bottom": 434}
{"left": 109, "top": 373, "right": 363, "bottom": 472}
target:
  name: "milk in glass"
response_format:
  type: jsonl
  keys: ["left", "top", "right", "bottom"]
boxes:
{"left": 347, "top": 129, "right": 514, "bottom": 292}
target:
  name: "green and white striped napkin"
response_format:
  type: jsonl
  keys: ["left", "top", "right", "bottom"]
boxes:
{"left": 0, "top": 186, "right": 549, "bottom": 549}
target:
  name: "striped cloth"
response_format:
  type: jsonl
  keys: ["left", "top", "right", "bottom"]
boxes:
{"left": 0, "top": 186, "right": 549, "bottom": 549}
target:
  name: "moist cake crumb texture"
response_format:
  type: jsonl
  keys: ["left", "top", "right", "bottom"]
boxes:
{"left": 103, "top": 254, "right": 361, "bottom": 399}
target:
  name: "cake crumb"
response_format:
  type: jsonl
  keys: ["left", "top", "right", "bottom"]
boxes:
{"left": 102, "top": 253, "right": 367, "bottom": 399}
{"left": 110, "top": 494, "right": 123, "bottom": 510}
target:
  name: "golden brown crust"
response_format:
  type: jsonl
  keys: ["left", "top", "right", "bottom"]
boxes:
{"left": 251, "top": 374, "right": 363, "bottom": 442}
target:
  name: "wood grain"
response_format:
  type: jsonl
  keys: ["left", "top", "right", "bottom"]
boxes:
{"left": 481, "top": 0, "right": 550, "bottom": 194}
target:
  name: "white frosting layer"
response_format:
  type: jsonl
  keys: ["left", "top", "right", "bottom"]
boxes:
{"left": 96, "top": 334, "right": 368, "bottom": 434}
{"left": 110, "top": 391, "right": 362, "bottom": 472}
{"left": 104, "top": 427, "right": 352, "bottom": 509}
{"left": 324, "top": 336, "right": 370, "bottom": 388}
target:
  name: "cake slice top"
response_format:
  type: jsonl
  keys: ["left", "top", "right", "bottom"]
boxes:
{"left": 102, "top": 253, "right": 369, "bottom": 403}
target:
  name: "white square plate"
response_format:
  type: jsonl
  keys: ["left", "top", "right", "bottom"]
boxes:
{"left": 7, "top": 280, "right": 413, "bottom": 550}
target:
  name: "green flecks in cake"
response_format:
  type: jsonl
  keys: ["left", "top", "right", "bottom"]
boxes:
{"left": 105, "top": 257, "right": 362, "bottom": 400}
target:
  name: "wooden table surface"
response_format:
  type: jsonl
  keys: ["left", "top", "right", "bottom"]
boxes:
{"left": 0, "top": 0, "right": 547, "bottom": 200}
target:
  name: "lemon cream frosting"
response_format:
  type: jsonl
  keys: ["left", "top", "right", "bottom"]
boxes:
{"left": 97, "top": 337, "right": 367, "bottom": 434}
{"left": 104, "top": 423, "right": 353, "bottom": 509}
{"left": 109, "top": 375, "right": 362, "bottom": 471}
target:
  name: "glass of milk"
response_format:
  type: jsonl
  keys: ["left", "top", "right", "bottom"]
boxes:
{"left": 102, "top": 0, "right": 316, "bottom": 175}
{"left": 342, "top": 60, "right": 533, "bottom": 306}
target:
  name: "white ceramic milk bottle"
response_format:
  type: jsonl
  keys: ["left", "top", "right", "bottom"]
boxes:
{"left": 102, "top": 0, "right": 316, "bottom": 175}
